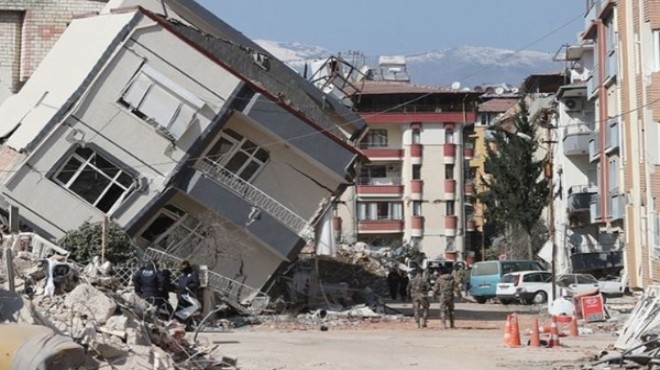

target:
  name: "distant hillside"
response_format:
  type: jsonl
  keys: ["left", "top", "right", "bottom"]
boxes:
{"left": 255, "top": 40, "right": 562, "bottom": 87}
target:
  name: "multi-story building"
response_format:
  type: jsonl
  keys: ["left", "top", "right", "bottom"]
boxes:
{"left": 0, "top": 0, "right": 109, "bottom": 104}
{"left": 616, "top": 0, "right": 660, "bottom": 288}
{"left": 0, "top": 0, "right": 366, "bottom": 297}
{"left": 334, "top": 77, "right": 481, "bottom": 261}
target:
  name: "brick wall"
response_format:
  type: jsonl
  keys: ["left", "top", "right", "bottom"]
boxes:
{"left": 0, "top": 0, "right": 107, "bottom": 100}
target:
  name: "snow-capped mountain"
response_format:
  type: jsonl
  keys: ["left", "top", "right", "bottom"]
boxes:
{"left": 255, "top": 40, "right": 561, "bottom": 87}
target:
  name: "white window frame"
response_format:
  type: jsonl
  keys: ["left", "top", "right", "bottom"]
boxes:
{"left": 412, "top": 201, "right": 422, "bottom": 216}
{"left": 412, "top": 128, "right": 421, "bottom": 144}
{"left": 654, "top": 30, "right": 660, "bottom": 72}
{"left": 357, "top": 201, "right": 403, "bottom": 221}
{"left": 446, "top": 201, "right": 455, "bottom": 216}
{"left": 53, "top": 147, "right": 134, "bottom": 214}
{"left": 120, "top": 65, "right": 204, "bottom": 141}
{"left": 142, "top": 205, "right": 205, "bottom": 255}
{"left": 204, "top": 129, "right": 270, "bottom": 182}
{"left": 363, "top": 129, "right": 388, "bottom": 147}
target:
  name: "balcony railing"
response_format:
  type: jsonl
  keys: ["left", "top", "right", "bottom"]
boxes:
{"left": 605, "top": 117, "right": 619, "bottom": 153}
{"left": 568, "top": 185, "right": 597, "bottom": 215}
{"left": 588, "top": 132, "right": 600, "bottom": 162}
{"left": 590, "top": 193, "right": 601, "bottom": 224}
{"left": 608, "top": 192, "right": 625, "bottom": 221}
{"left": 563, "top": 132, "right": 591, "bottom": 156}
{"left": 587, "top": 66, "right": 598, "bottom": 100}
{"left": 606, "top": 49, "right": 618, "bottom": 83}
{"left": 357, "top": 177, "right": 402, "bottom": 186}
{"left": 197, "top": 160, "right": 310, "bottom": 237}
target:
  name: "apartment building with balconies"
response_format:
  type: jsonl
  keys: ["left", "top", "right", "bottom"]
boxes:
{"left": 335, "top": 80, "right": 481, "bottom": 261}
{"left": 616, "top": 0, "right": 660, "bottom": 288}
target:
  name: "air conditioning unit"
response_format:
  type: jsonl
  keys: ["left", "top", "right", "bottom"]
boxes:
{"left": 565, "top": 98, "right": 583, "bottom": 112}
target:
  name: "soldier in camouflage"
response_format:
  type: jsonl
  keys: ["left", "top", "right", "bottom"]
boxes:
{"left": 408, "top": 271, "right": 430, "bottom": 328}
{"left": 433, "top": 268, "right": 456, "bottom": 329}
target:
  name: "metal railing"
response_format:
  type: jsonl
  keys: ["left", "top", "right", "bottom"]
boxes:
{"left": 356, "top": 177, "right": 402, "bottom": 186}
{"left": 197, "top": 160, "right": 311, "bottom": 238}
{"left": 143, "top": 247, "right": 270, "bottom": 315}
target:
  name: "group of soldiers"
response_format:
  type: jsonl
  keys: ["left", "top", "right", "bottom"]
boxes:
{"left": 408, "top": 264, "right": 464, "bottom": 329}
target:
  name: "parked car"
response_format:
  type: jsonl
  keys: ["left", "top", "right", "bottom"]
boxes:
{"left": 496, "top": 271, "right": 552, "bottom": 305}
{"left": 470, "top": 260, "right": 546, "bottom": 304}
{"left": 597, "top": 275, "right": 627, "bottom": 297}
{"left": 556, "top": 273, "right": 600, "bottom": 296}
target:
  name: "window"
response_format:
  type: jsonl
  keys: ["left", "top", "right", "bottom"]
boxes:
{"left": 446, "top": 201, "right": 455, "bottom": 216}
{"left": 412, "top": 165, "right": 421, "bottom": 180}
{"left": 445, "top": 164, "right": 454, "bottom": 180}
{"left": 654, "top": 30, "right": 660, "bottom": 72}
{"left": 523, "top": 273, "right": 543, "bottom": 283}
{"left": 577, "top": 274, "right": 598, "bottom": 284}
{"left": 204, "top": 129, "right": 270, "bottom": 181}
{"left": 357, "top": 201, "right": 403, "bottom": 220}
{"left": 141, "top": 205, "right": 204, "bottom": 255}
{"left": 362, "top": 129, "right": 388, "bottom": 147}
{"left": 445, "top": 128, "right": 454, "bottom": 144}
{"left": 54, "top": 147, "right": 134, "bottom": 213}
{"left": 120, "top": 65, "right": 204, "bottom": 140}
{"left": 412, "top": 201, "right": 422, "bottom": 216}
{"left": 412, "top": 128, "right": 421, "bottom": 144}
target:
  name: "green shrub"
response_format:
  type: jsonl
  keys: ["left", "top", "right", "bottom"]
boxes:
{"left": 58, "top": 221, "right": 133, "bottom": 264}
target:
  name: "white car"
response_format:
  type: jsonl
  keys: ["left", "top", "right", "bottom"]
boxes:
{"left": 597, "top": 275, "right": 627, "bottom": 297}
{"left": 556, "top": 273, "right": 600, "bottom": 296}
{"left": 496, "top": 271, "right": 552, "bottom": 305}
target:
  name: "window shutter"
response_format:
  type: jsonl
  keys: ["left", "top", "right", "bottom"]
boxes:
{"left": 123, "top": 73, "right": 152, "bottom": 108}
{"left": 168, "top": 103, "right": 196, "bottom": 140}
{"left": 139, "top": 83, "right": 179, "bottom": 129}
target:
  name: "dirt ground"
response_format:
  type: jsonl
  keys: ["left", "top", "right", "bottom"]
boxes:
{"left": 200, "top": 300, "right": 620, "bottom": 370}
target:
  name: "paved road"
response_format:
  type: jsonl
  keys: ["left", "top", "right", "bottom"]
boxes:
{"left": 201, "top": 301, "right": 615, "bottom": 370}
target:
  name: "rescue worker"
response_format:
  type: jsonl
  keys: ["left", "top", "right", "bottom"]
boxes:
{"left": 434, "top": 267, "right": 456, "bottom": 329}
{"left": 176, "top": 260, "right": 200, "bottom": 310}
{"left": 156, "top": 267, "right": 175, "bottom": 316}
{"left": 132, "top": 261, "right": 159, "bottom": 305}
{"left": 452, "top": 263, "right": 466, "bottom": 299}
{"left": 408, "top": 271, "right": 430, "bottom": 328}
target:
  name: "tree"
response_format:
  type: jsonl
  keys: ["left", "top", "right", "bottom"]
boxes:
{"left": 59, "top": 221, "right": 133, "bottom": 264}
{"left": 478, "top": 98, "right": 549, "bottom": 259}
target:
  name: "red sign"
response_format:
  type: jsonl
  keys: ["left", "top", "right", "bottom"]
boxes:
{"left": 580, "top": 295, "right": 605, "bottom": 322}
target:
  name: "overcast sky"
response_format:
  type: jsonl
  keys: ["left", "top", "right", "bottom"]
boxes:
{"left": 199, "top": 0, "right": 587, "bottom": 55}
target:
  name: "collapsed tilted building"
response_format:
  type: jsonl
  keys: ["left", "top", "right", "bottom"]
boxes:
{"left": 0, "top": 0, "right": 366, "bottom": 296}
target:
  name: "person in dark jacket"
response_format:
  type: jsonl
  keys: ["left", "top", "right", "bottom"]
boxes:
{"left": 132, "top": 262, "right": 159, "bottom": 304}
{"left": 176, "top": 260, "right": 200, "bottom": 310}
{"left": 156, "top": 268, "right": 175, "bottom": 316}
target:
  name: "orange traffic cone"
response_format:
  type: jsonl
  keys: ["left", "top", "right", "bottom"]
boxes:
{"left": 502, "top": 314, "right": 512, "bottom": 346}
{"left": 569, "top": 316, "right": 579, "bottom": 337}
{"left": 504, "top": 313, "right": 522, "bottom": 347}
{"left": 548, "top": 316, "right": 561, "bottom": 348}
{"left": 529, "top": 317, "right": 540, "bottom": 347}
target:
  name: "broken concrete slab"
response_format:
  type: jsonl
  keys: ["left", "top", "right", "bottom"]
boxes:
{"left": 64, "top": 283, "right": 117, "bottom": 324}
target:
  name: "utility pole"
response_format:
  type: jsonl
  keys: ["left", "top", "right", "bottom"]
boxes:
{"left": 545, "top": 125, "right": 557, "bottom": 301}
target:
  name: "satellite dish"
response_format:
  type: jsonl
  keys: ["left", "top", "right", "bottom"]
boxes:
{"left": 495, "top": 87, "right": 505, "bottom": 95}
{"left": 451, "top": 81, "right": 461, "bottom": 90}
{"left": 511, "top": 87, "right": 519, "bottom": 94}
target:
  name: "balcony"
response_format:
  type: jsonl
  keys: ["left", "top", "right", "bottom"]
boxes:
{"left": 466, "top": 218, "right": 476, "bottom": 232}
{"left": 604, "top": 118, "right": 619, "bottom": 153}
{"left": 587, "top": 67, "right": 598, "bottom": 100}
{"left": 358, "top": 219, "right": 405, "bottom": 233}
{"left": 464, "top": 182, "right": 475, "bottom": 196}
{"left": 411, "top": 216, "right": 424, "bottom": 237}
{"left": 605, "top": 49, "right": 618, "bottom": 84}
{"left": 356, "top": 177, "right": 404, "bottom": 196}
{"left": 568, "top": 185, "right": 597, "bottom": 215}
{"left": 589, "top": 193, "right": 601, "bottom": 224}
{"left": 588, "top": 133, "right": 600, "bottom": 163}
{"left": 445, "top": 215, "right": 458, "bottom": 236}
{"left": 196, "top": 160, "right": 310, "bottom": 237}
{"left": 585, "top": 0, "right": 599, "bottom": 30}
{"left": 410, "top": 143, "right": 423, "bottom": 158}
{"left": 444, "top": 179, "right": 456, "bottom": 199}
{"left": 444, "top": 143, "right": 456, "bottom": 164}
{"left": 608, "top": 192, "right": 625, "bottom": 221}
{"left": 563, "top": 132, "right": 591, "bottom": 156}
{"left": 361, "top": 147, "right": 404, "bottom": 160}
{"left": 410, "top": 179, "right": 423, "bottom": 200}
{"left": 463, "top": 145, "right": 474, "bottom": 160}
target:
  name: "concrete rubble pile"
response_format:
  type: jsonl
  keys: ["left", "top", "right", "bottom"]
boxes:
{"left": 577, "top": 288, "right": 660, "bottom": 369}
{"left": 1, "top": 251, "right": 238, "bottom": 370}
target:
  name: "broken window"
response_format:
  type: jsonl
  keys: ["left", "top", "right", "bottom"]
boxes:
{"left": 204, "top": 129, "right": 270, "bottom": 181}
{"left": 54, "top": 147, "right": 134, "bottom": 213}
{"left": 120, "top": 65, "right": 204, "bottom": 141}
{"left": 141, "top": 205, "right": 205, "bottom": 256}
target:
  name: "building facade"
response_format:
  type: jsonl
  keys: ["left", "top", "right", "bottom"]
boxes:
{"left": 334, "top": 80, "right": 480, "bottom": 261}
{"left": 0, "top": 0, "right": 366, "bottom": 295}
